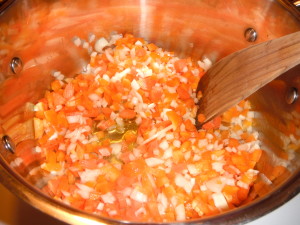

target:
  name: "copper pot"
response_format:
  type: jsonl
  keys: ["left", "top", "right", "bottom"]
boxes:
{"left": 0, "top": 0, "right": 299, "bottom": 224}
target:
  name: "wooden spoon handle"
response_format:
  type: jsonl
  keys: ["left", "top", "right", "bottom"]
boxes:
{"left": 196, "top": 31, "right": 300, "bottom": 127}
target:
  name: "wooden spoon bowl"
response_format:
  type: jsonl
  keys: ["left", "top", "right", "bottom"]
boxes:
{"left": 196, "top": 31, "right": 300, "bottom": 128}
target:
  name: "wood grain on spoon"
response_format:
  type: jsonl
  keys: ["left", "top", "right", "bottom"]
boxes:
{"left": 196, "top": 31, "right": 300, "bottom": 128}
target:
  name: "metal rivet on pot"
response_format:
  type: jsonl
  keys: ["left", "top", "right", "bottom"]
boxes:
{"left": 286, "top": 87, "right": 298, "bottom": 105}
{"left": 244, "top": 28, "right": 258, "bottom": 42}
{"left": 2, "top": 135, "right": 15, "bottom": 153}
{"left": 10, "top": 57, "right": 23, "bottom": 74}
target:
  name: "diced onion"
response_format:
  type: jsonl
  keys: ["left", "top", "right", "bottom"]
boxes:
{"left": 212, "top": 193, "right": 228, "bottom": 210}
{"left": 205, "top": 177, "right": 225, "bottom": 193}
{"left": 78, "top": 169, "right": 101, "bottom": 183}
{"left": 145, "top": 157, "right": 164, "bottom": 167}
{"left": 76, "top": 183, "right": 93, "bottom": 199}
{"left": 175, "top": 174, "right": 195, "bottom": 194}
{"left": 130, "top": 188, "right": 147, "bottom": 203}
{"left": 175, "top": 204, "right": 186, "bottom": 221}
{"left": 95, "top": 37, "right": 109, "bottom": 52}
{"left": 101, "top": 192, "right": 116, "bottom": 204}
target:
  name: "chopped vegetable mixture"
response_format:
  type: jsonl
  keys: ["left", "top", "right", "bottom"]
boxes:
{"left": 34, "top": 33, "right": 266, "bottom": 222}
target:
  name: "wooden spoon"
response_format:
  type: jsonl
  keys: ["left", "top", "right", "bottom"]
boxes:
{"left": 196, "top": 31, "right": 300, "bottom": 128}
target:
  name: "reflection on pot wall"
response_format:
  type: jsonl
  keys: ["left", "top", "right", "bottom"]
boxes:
{"left": 0, "top": 184, "right": 67, "bottom": 225}
{"left": 247, "top": 65, "right": 300, "bottom": 198}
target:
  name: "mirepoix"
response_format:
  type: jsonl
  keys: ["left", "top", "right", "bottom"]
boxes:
{"left": 33, "top": 33, "right": 278, "bottom": 222}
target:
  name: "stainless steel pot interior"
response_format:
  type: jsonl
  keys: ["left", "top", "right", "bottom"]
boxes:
{"left": 0, "top": 0, "right": 299, "bottom": 224}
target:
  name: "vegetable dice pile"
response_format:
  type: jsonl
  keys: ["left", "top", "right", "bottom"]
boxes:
{"left": 33, "top": 33, "right": 267, "bottom": 222}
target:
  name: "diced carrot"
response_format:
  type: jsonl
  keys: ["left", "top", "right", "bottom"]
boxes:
{"left": 122, "top": 159, "right": 147, "bottom": 177}
{"left": 222, "top": 185, "right": 240, "bottom": 205}
{"left": 76, "top": 143, "right": 85, "bottom": 160}
{"left": 135, "top": 47, "right": 147, "bottom": 57}
{"left": 180, "top": 141, "right": 192, "bottom": 152}
{"left": 99, "top": 78, "right": 109, "bottom": 87}
{"left": 100, "top": 164, "right": 121, "bottom": 182}
{"left": 228, "top": 138, "right": 240, "bottom": 147}
{"left": 113, "top": 81, "right": 124, "bottom": 93}
{"left": 51, "top": 80, "right": 62, "bottom": 91}
{"left": 102, "top": 138, "right": 111, "bottom": 147}
{"left": 149, "top": 87, "right": 163, "bottom": 103}
{"left": 231, "top": 153, "right": 249, "bottom": 172}
{"left": 222, "top": 111, "right": 233, "bottom": 123}
{"left": 44, "top": 110, "right": 57, "bottom": 124}
{"left": 84, "top": 199, "right": 100, "bottom": 213}
{"left": 119, "top": 109, "right": 136, "bottom": 119}
{"left": 202, "top": 121, "right": 214, "bottom": 130}
{"left": 52, "top": 92, "right": 65, "bottom": 106}
{"left": 157, "top": 122, "right": 172, "bottom": 131}
{"left": 147, "top": 43, "right": 158, "bottom": 51}
{"left": 161, "top": 54, "right": 171, "bottom": 63}
{"left": 202, "top": 116, "right": 221, "bottom": 130}
{"left": 70, "top": 198, "right": 85, "bottom": 210}
{"left": 156, "top": 174, "right": 169, "bottom": 188}
{"left": 95, "top": 60, "right": 108, "bottom": 76}
{"left": 241, "top": 133, "right": 255, "bottom": 142}
{"left": 63, "top": 83, "right": 75, "bottom": 99}
{"left": 147, "top": 201, "right": 161, "bottom": 221}
{"left": 94, "top": 131, "right": 105, "bottom": 140}
{"left": 166, "top": 77, "right": 180, "bottom": 87}
{"left": 84, "top": 108, "right": 101, "bottom": 118}
{"left": 57, "top": 111, "right": 69, "bottom": 127}
{"left": 237, "top": 188, "right": 249, "bottom": 202}
{"left": 166, "top": 110, "right": 182, "bottom": 129}
{"left": 223, "top": 165, "right": 240, "bottom": 175}
{"left": 95, "top": 176, "right": 114, "bottom": 194}
{"left": 172, "top": 150, "right": 184, "bottom": 163}
{"left": 197, "top": 113, "right": 206, "bottom": 123}
{"left": 176, "top": 85, "right": 190, "bottom": 100}
{"left": 56, "top": 151, "right": 65, "bottom": 162}
{"left": 163, "top": 185, "right": 176, "bottom": 199}
{"left": 174, "top": 59, "right": 187, "bottom": 72}
{"left": 184, "top": 119, "right": 196, "bottom": 132}
{"left": 123, "top": 130, "right": 137, "bottom": 144}
{"left": 251, "top": 149, "right": 262, "bottom": 162}
{"left": 97, "top": 119, "right": 115, "bottom": 130}
{"left": 212, "top": 116, "right": 221, "bottom": 128}
{"left": 94, "top": 113, "right": 105, "bottom": 121}
{"left": 141, "top": 77, "right": 156, "bottom": 90}
{"left": 197, "top": 130, "right": 206, "bottom": 139}
{"left": 146, "top": 139, "right": 159, "bottom": 153}
{"left": 116, "top": 175, "right": 138, "bottom": 191}
{"left": 269, "top": 165, "right": 288, "bottom": 181}
{"left": 43, "top": 162, "right": 62, "bottom": 172}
